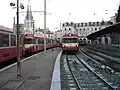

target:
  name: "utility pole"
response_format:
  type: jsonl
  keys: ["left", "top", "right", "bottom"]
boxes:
{"left": 44, "top": 0, "right": 47, "bottom": 53}
{"left": 10, "top": 0, "right": 24, "bottom": 78}
{"left": 60, "top": 22, "right": 61, "bottom": 43}
{"left": 13, "top": 17, "right": 15, "bottom": 34}
{"left": 16, "top": 0, "right": 21, "bottom": 78}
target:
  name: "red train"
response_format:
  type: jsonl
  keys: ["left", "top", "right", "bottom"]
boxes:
{"left": 61, "top": 34, "right": 79, "bottom": 52}
{"left": 24, "top": 34, "right": 58, "bottom": 54}
{"left": 0, "top": 26, "right": 58, "bottom": 63}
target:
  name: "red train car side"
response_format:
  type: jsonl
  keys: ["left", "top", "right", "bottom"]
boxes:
{"left": 0, "top": 26, "right": 23, "bottom": 63}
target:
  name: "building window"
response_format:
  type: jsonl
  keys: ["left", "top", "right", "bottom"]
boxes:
{"left": 97, "top": 22, "right": 99, "bottom": 26}
{"left": 81, "top": 23, "right": 83, "bottom": 27}
{"left": 66, "top": 22, "right": 69, "bottom": 26}
{"left": 95, "top": 28, "right": 97, "bottom": 30}
{"left": 85, "top": 23, "right": 87, "bottom": 26}
{"left": 65, "top": 28, "right": 66, "bottom": 31}
{"left": 71, "top": 22, "right": 73, "bottom": 26}
{"left": 69, "top": 28, "right": 71, "bottom": 31}
{"left": 99, "top": 27, "right": 101, "bottom": 29}
{"left": 91, "top": 28, "right": 93, "bottom": 31}
{"left": 89, "top": 22, "right": 91, "bottom": 26}
{"left": 74, "top": 24, "right": 76, "bottom": 27}
{"left": 63, "top": 24, "right": 64, "bottom": 26}
{"left": 87, "top": 28, "right": 89, "bottom": 30}
{"left": 83, "top": 28, "right": 85, "bottom": 30}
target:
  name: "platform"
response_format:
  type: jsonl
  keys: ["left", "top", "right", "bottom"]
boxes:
{"left": 0, "top": 48, "right": 60, "bottom": 90}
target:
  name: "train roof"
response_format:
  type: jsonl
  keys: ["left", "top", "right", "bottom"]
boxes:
{"left": 0, "top": 25, "right": 13, "bottom": 33}
{"left": 24, "top": 34, "right": 42, "bottom": 38}
{"left": 62, "top": 34, "right": 78, "bottom": 38}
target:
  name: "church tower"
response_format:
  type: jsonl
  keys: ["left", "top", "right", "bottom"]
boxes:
{"left": 24, "top": 0, "right": 35, "bottom": 34}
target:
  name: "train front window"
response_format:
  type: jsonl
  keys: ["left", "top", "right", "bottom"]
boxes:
{"left": 24, "top": 38, "right": 36, "bottom": 44}
{"left": 62, "top": 38, "right": 78, "bottom": 43}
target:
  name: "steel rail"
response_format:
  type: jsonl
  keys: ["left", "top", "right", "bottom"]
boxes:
{"left": 65, "top": 53, "right": 82, "bottom": 90}
{"left": 75, "top": 53, "right": 116, "bottom": 90}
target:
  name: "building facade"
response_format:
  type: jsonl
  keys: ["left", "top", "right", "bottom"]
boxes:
{"left": 62, "top": 21, "right": 111, "bottom": 36}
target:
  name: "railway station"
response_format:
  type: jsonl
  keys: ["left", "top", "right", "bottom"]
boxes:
{"left": 0, "top": 0, "right": 120, "bottom": 90}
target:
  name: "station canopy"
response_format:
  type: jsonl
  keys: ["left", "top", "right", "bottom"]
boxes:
{"left": 87, "top": 22, "right": 120, "bottom": 40}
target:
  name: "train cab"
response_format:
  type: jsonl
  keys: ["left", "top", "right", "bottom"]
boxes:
{"left": 61, "top": 34, "right": 79, "bottom": 52}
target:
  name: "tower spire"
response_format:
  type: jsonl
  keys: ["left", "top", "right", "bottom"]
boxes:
{"left": 26, "top": 0, "right": 33, "bottom": 20}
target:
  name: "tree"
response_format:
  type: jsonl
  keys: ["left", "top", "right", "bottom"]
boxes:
{"left": 116, "top": 5, "right": 120, "bottom": 23}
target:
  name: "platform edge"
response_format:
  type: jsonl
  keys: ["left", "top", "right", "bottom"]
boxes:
{"left": 50, "top": 50, "right": 62, "bottom": 90}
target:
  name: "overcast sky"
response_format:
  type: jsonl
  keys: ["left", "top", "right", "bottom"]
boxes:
{"left": 0, "top": 0, "right": 120, "bottom": 31}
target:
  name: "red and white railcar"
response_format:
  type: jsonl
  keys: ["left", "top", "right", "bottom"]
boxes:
{"left": 0, "top": 26, "right": 23, "bottom": 63}
{"left": 23, "top": 34, "right": 43, "bottom": 54}
{"left": 61, "top": 34, "right": 79, "bottom": 52}
{"left": 23, "top": 34, "right": 58, "bottom": 54}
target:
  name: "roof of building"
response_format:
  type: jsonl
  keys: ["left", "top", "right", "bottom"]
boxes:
{"left": 87, "top": 22, "right": 120, "bottom": 40}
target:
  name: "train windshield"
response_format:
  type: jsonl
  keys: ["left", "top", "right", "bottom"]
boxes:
{"left": 62, "top": 38, "right": 78, "bottom": 43}
{"left": 24, "top": 38, "right": 36, "bottom": 44}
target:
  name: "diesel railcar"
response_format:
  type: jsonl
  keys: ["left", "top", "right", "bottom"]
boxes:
{"left": 61, "top": 34, "right": 79, "bottom": 52}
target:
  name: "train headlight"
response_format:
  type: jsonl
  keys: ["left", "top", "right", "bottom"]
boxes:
{"left": 62, "top": 45, "right": 65, "bottom": 47}
{"left": 76, "top": 45, "right": 79, "bottom": 47}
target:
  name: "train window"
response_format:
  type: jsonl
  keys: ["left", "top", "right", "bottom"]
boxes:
{"left": 62, "top": 38, "right": 78, "bottom": 43}
{"left": 0, "top": 33, "right": 2, "bottom": 47}
{"left": 24, "top": 38, "right": 36, "bottom": 44}
{"left": 20, "top": 36, "right": 23, "bottom": 45}
{"left": 24, "top": 38, "right": 32, "bottom": 44}
{"left": 2, "top": 33, "right": 9, "bottom": 47}
{"left": 42, "top": 40, "right": 44, "bottom": 44}
{"left": 38, "top": 39, "right": 41, "bottom": 44}
{"left": 11, "top": 35, "right": 16, "bottom": 46}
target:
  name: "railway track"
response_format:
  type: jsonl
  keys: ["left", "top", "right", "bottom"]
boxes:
{"left": 81, "top": 47, "right": 120, "bottom": 71}
{"left": 61, "top": 52, "right": 116, "bottom": 90}
{"left": 78, "top": 49, "right": 120, "bottom": 89}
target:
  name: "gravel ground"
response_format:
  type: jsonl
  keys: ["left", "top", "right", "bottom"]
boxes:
{"left": 60, "top": 54, "right": 70, "bottom": 90}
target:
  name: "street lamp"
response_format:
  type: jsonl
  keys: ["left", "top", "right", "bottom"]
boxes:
{"left": 10, "top": 1, "right": 24, "bottom": 78}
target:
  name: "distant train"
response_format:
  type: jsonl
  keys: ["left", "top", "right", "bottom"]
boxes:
{"left": 0, "top": 26, "right": 58, "bottom": 63}
{"left": 79, "top": 38, "right": 87, "bottom": 46}
{"left": 61, "top": 34, "right": 79, "bottom": 52}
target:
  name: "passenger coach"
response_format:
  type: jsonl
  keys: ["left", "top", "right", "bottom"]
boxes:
{"left": 0, "top": 26, "right": 23, "bottom": 63}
